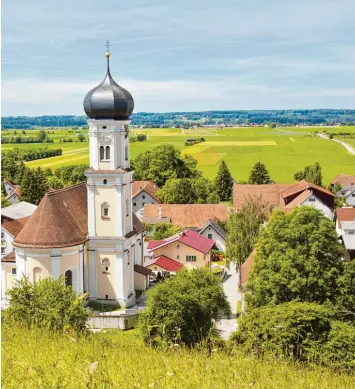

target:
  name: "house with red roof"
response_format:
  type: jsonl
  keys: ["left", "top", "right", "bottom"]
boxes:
{"left": 3, "top": 180, "right": 21, "bottom": 205}
{"left": 233, "top": 180, "right": 335, "bottom": 219}
{"left": 145, "top": 230, "right": 215, "bottom": 275}
{"left": 335, "top": 207, "right": 355, "bottom": 260}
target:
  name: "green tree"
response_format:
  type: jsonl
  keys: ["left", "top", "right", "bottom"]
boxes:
{"left": 213, "top": 161, "right": 233, "bottom": 201}
{"left": 157, "top": 178, "right": 196, "bottom": 204}
{"left": 192, "top": 177, "right": 217, "bottom": 204}
{"left": 1, "top": 195, "right": 11, "bottom": 208}
{"left": 77, "top": 133, "right": 85, "bottom": 142}
{"left": 43, "top": 167, "right": 53, "bottom": 177}
{"left": 37, "top": 129, "right": 47, "bottom": 143}
{"left": 248, "top": 162, "right": 271, "bottom": 184}
{"left": 21, "top": 167, "right": 49, "bottom": 205}
{"left": 47, "top": 176, "right": 64, "bottom": 190}
{"left": 225, "top": 196, "right": 272, "bottom": 267}
{"left": 151, "top": 222, "right": 184, "bottom": 240}
{"left": 336, "top": 260, "right": 355, "bottom": 317}
{"left": 139, "top": 268, "right": 231, "bottom": 346}
{"left": 5, "top": 277, "right": 90, "bottom": 333}
{"left": 293, "top": 162, "right": 322, "bottom": 186}
{"left": 133, "top": 144, "right": 200, "bottom": 187}
{"left": 246, "top": 207, "right": 344, "bottom": 309}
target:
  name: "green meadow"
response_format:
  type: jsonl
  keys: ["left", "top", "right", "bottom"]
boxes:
{"left": 2, "top": 325, "right": 353, "bottom": 389}
{"left": 2, "top": 126, "right": 355, "bottom": 184}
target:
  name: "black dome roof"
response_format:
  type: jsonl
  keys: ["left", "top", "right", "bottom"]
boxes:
{"left": 83, "top": 53, "right": 134, "bottom": 120}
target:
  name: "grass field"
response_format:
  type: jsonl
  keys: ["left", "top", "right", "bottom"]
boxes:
{"left": 2, "top": 126, "right": 354, "bottom": 184}
{"left": 2, "top": 324, "right": 353, "bottom": 389}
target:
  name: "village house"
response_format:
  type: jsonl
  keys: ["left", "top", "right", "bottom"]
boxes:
{"left": 233, "top": 180, "right": 335, "bottom": 219}
{"left": 145, "top": 230, "right": 215, "bottom": 275}
{"left": 196, "top": 219, "right": 226, "bottom": 252}
{"left": 143, "top": 204, "right": 229, "bottom": 228}
{"left": 335, "top": 207, "right": 355, "bottom": 260}
{"left": 336, "top": 184, "right": 355, "bottom": 206}
{"left": 331, "top": 174, "right": 355, "bottom": 187}
{"left": 132, "top": 180, "right": 160, "bottom": 221}
{"left": 1, "top": 201, "right": 37, "bottom": 223}
{"left": 1, "top": 50, "right": 147, "bottom": 307}
{"left": 3, "top": 179, "right": 21, "bottom": 205}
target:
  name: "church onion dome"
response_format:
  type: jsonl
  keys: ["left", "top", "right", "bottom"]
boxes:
{"left": 83, "top": 51, "right": 134, "bottom": 120}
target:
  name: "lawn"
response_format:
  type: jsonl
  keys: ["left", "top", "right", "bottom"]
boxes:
{"left": 2, "top": 126, "right": 354, "bottom": 184}
{"left": 2, "top": 324, "right": 353, "bottom": 389}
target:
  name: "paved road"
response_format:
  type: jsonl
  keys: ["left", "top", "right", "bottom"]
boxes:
{"left": 216, "top": 264, "right": 239, "bottom": 340}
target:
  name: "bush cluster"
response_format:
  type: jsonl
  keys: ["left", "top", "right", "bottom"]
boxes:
{"left": 184, "top": 137, "right": 205, "bottom": 146}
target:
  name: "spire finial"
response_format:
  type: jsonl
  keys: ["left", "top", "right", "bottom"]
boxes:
{"left": 105, "top": 40, "right": 111, "bottom": 72}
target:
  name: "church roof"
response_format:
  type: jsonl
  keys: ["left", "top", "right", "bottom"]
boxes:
{"left": 12, "top": 182, "right": 144, "bottom": 249}
{"left": 83, "top": 52, "right": 134, "bottom": 121}
{"left": 14, "top": 183, "right": 88, "bottom": 249}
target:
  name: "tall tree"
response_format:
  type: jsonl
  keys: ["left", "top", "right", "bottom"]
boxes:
{"left": 248, "top": 162, "right": 271, "bottom": 184}
{"left": 246, "top": 207, "right": 344, "bottom": 309}
{"left": 225, "top": 196, "right": 273, "bottom": 267}
{"left": 151, "top": 222, "right": 184, "bottom": 240}
{"left": 214, "top": 161, "right": 233, "bottom": 201}
{"left": 294, "top": 162, "right": 322, "bottom": 186}
{"left": 21, "top": 168, "right": 49, "bottom": 205}
{"left": 157, "top": 178, "right": 196, "bottom": 204}
{"left": 133, "top": 144, "right": 200, "bottom": 187}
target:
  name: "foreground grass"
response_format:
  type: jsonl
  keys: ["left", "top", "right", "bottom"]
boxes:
{"left": 2, "top": 325, "right": 353, "bottom": 389}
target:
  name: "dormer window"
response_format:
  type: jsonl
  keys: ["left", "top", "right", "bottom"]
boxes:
{"left": 101, "top": 202, "right": 110, "bottom": 219}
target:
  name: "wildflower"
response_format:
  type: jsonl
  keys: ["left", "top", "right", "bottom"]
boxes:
{"left": 167, "top": 372, "right": 173, "bottom": 376}
{"left": 88, "top": 361, "right": 98, "bottom": 374}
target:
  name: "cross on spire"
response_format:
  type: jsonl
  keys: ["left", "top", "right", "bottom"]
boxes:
{"left": 105, "top": 40, "right": 110, "bottom": 52}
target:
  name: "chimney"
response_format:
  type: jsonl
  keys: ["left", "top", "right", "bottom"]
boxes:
{"left": 158, "top": 205, "right": 162, "bottom": 219}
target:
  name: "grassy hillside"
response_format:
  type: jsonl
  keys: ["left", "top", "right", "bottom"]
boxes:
{"left": 2, "top": 325, "right": 353, "bottom": 389}
{"left": 2, "top": 126, "right": 354, "bottom": 184}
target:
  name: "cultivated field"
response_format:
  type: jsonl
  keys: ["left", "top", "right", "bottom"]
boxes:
{"left": 2, "top": 126, "right": 355, "bottom": 184}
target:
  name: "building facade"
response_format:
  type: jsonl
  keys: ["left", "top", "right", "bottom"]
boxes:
{"left": 2, "top": 50, "right": 143, "bottom": 307}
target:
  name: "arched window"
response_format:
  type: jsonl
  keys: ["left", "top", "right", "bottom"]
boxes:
{"left": 102, "top": 258, "right": 110, "bottom": 273}
{"left": 100, "top": 146, "right": 104, "bottom": 160}
{"left": 65, "top": 270, "right": 73, "bottom": 288}
{"left": 105, "top": 146, "right": 110, "bottom": 160}
{"left": 33, "top": 267, "right": 42, "bottom": 283}
{"left": 101, "top": 202, "right": 109, "bottom": 218}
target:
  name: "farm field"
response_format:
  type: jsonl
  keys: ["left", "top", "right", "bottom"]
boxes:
{"left": 2, "top": 325, "right": 353, "bottom": 389}
{"left": 2, "top": 126, "right": 354, "bottom": 184}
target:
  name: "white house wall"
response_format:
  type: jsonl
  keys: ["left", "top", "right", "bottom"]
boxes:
{"left": 1, "top": 228, "right": 14, "bottom": 258}
{"left": 133, "top": 191, "right": 159, "bottom": 221}
{"left": 199, "top": 227, "right": 226, "bottom": 252}
{"left": 302, "top": 196, "right": 334, "bottom": 219}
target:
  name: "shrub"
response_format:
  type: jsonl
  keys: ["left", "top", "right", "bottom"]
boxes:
{"left": 232, "top": 302, "right": 334, "bottom": 361}
{"left": 5, "top": 277, "right": 90, "bottom": 333}
{"left": 139, "top": 268, "right": 231, "bottom": 346}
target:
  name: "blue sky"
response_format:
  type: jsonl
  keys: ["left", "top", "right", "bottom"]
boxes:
{"left": 2, "top": 0, "right": 355, "bottom": 116}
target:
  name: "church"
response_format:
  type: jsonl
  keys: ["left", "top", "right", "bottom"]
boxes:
{"left": 5, "top": 50, "right": 145, "bottom": 307}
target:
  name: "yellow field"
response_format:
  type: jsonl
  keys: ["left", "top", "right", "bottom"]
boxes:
{"left": 205, "top": 141, "right": 277, "bottom": 146}
{"left": 193, "top": 152, "right": 226, "bottom": 166}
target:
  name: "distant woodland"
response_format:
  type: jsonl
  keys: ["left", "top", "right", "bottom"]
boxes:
{"left": 2, "top": 109, "right": 355, "bottom": 129}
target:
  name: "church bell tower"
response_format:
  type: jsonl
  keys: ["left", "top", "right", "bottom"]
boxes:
{"left": 83, "top": 45, "right": 137, "bottom": 307}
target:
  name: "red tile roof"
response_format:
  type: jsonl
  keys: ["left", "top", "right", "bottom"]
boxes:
{"left": 149, "top": 255, "right": 184, "bottom": 272}
{"left": 148, "top": 229, "right": 215, "bottom": 254}
{"left": 233, "top": 180, "right": 334, "bottom": 210}
{"left": 14, "top": 183, "right": 88, "bottom": 249}
{"left": 336, "top": 207, "right": 355, "bottom": 228}
{"left": 240, "top": 249, "right": 256, "bottom": 288}
{"left": 144, "top": 204, "right": 228, "bottom": 228}
{"left": 132, "top": 181, "right": 160, "bottom": 202}
{"left": 2, "top": 216, "right": 31, "bottom": 237}
{"left": 134, "top": 264, "right": 152, "bottom": 276}
{"left": 1, "top": 251, "right": 16, "bottom": 263}
{"left": 331, "top": 174, "right": 355, "bottom": 186}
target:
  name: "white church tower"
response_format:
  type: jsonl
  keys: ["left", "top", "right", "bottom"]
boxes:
{"left": 83, "top": 47, "right": 143, "bottom": 307}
